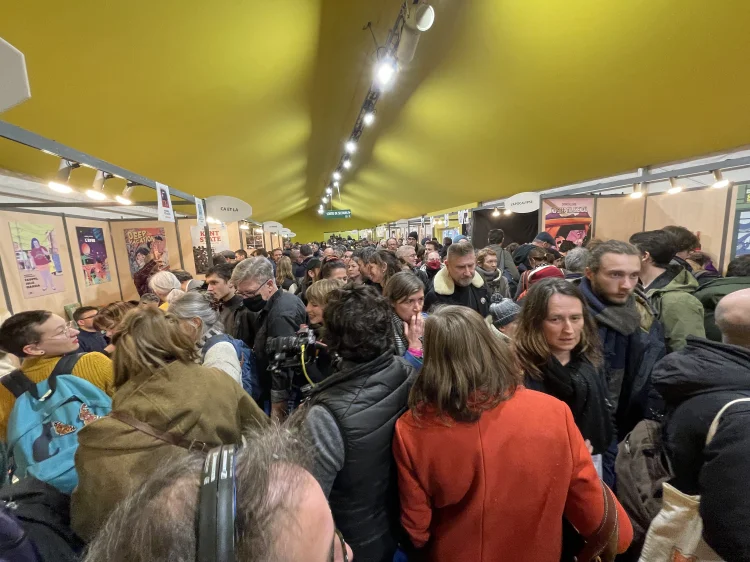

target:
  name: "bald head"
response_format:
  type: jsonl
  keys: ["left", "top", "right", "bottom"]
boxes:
{"left": 715, "top": 288, "right": 750, "bottom": 348}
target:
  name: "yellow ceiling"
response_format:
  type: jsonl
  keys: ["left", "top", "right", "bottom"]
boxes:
{"left": 2, "top": 1, "right": 750, "bottom": 235}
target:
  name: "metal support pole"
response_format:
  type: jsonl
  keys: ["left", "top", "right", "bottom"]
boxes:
{"left": 203, "top": 200, "right": 213, "bottom": 266}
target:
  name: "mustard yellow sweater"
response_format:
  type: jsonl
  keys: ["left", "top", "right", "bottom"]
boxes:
{"left": 0, "top": 353, "right": 115, "bottom": 440}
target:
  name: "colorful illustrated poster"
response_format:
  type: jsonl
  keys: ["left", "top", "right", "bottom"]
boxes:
{"left": 191, "top": 224, "right": 230, "bottom": 274}
{"left": 76, "top": 227, "right": 111, "bottom": 286}
{"left": 542, "top": 198, "right": 594, "bottom": 248}
{"left": 735, "top": 211, "right": 750, "bottom": 257}
{"left": 124, "top": 227, "right": 168, "bottom": 276}
{"left": 9, "top": 221, "right": 66, "bottom": 299}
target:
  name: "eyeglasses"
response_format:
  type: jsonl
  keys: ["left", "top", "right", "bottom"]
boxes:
{"left": 78, "top": 313, "right": 98, "bottom": 322}
{"left": 43, "top": 321, "right": 79, "bottom": 341}
{"left": 331, "top": 528, "right": 349, "bottom": 562}
{"left": 236, "top": 278, "right": 270, "bottom": 299}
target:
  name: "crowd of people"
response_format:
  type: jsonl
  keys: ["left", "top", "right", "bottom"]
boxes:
{"left": 0, "top": 224, "right": 748, "bottom": 561}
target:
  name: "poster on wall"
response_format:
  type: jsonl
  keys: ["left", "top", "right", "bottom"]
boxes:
{"left": 190, "top": 224, "right": 230, "bottom": 274}
{"left": 9, "top": 221, "right": 66, "bottom": 299}
{"left": 75, "top": 227, "right": 111, "bottom": 286}
{"left": 735, "top": 211, "right": 750, "bottom": 257}
{"left": 542, "top": 198, "right": 594, "bottom": 248}
{"left": 124, "top": 227, "right": 169, "bottom": 277}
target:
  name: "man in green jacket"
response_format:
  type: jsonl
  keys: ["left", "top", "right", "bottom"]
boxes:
{"left": 694, "top": 255, "right": 750, "bottom": 341}
{"left": 630, "top": 230, "right": 705, "bottom": 352}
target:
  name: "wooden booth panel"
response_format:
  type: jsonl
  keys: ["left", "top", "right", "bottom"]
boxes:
{"left": 0, "top": 211, "right": 78, "bottom": 317}
{"left": 109, "top": 220, "right": 180, "bottom": 302}
{"left": 64, "top": 217, "right": 122, "bottom": 307}
{"left": 593, "top": 196, "right": 646, "bottom": 242}
{"left": 645, "top": 188, "right": 731, "bottom": 266}
{"left": 176, "top": 219, "right": 241, "bottom": 279}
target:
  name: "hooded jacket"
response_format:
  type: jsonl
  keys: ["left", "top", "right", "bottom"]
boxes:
{"left": 576, "top": 278, "right": 666, "bottom": 435}
{"left": 475, "top": 266, "right": 510, "bottom": 300}
{"left": 652, "top": 337, "right": 750, "bottom": 560}
{"left": 71, "top": 361, "right": 267, "bottom": 542}
{"left": 423, "top": 267, "right": 490, "bottom": 317}
{"left": 645, "top": 264, "right": 705, "bottom": 353}
{"left": 693, "top": 276, "right": 750, "bottom": 342}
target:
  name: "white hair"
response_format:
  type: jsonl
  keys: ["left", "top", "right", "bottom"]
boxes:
{"left": 149, "top": 271, "right": 185, "bottom": 303}
{"left": 231, "top": 257, "right": 274, "bottom": 287}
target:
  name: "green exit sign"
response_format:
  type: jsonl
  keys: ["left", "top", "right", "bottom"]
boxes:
{"left": 324, "top": 209, "right": 351, "bottom": 219}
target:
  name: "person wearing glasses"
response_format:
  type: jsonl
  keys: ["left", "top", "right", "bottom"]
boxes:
{"left": 0, "top": 311, "right": 114, "bottom": 440}
{"left": 73, "top": 306, "right": 107, "bottom": 353}
{"left": 231, "top": 257, "right": 306, "bottom": 420}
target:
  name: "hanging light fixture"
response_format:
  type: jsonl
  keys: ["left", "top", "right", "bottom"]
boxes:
{"left": 363, "top": 111, "right": 375, "bottom": 126}
{"left": 345, "top": 140, "right": 357, "bottom": 154}
{"left": 374, "top": 57, "right": 398, "bottom": 89}
{"left": 326, "top": 186, "right": 333, "bottom": 195}
{"left": 318, "top": 208, "right": 324, "bottom": 215}
{"left": 504, "top": 208, "right": 513, "bottom": 216}
{"left": 322, "top": 196, "right": 328, "bottom": 203}
{"left": 343, "top": 159, "right": 352, "bottom": 169}
{"left": 630, "top": 182, "right": 645, "bottom": 199}
{"left": 333, "top": 181, "right": 340, "bottom": 188}
{"left": 85, "top": 170, "right": 111, "bottom": 200}
{"left": 667, "top": 177, "right": 683, "bottom": 195}
{"left": 711, "top": 170, "right": 730, "bottom": 189}
{"left": 114, "top": 180, "right": 137, "bottom": 205}
{"left": 332, "top": 171, "right": 341, "bottom": 181}
{"left": 397, "top": 3, "right": 436, "bottom": 63}
{"left": 239, "top": 222, "right": 250, "bottom": 230}
{"left": 48, "top": 158, "right": 80, "bottom": 193}
{"left": 492, "top": 207, "right": 500, "bottom": 217}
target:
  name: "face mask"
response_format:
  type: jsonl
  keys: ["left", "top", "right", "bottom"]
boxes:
{"left": 427, "top": 259, "right": 441, "bottom": 270}
{"left": 243, "top": 295, "right": 266, "bottom": 312}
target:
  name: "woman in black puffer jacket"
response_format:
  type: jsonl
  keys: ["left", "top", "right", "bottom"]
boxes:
{"left": 513, "top": 278, "right": 613, "bottom": 457}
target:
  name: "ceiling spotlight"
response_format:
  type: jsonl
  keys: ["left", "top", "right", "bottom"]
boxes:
{"left": 326, "top": 187, "right": 333, "bottom": 195}
{"left": 322, "top": 196, "right": 328, "bottom": 203}
{"left": 630, "top": 182, "right": 645, "bottom": 199}
{"left": 345, "top": 141, "right": 357, "bottom": 154}
{"left": 363, "top": 112, "right": 375, "bottom": 126}
{"left": 504, "top": 209, "right": 513, "bottom": 216}
{"left": 115, "top": 195, "right": 133, "bottom": 205}
{"left": 399, "top": 3, "right": 436, "bottom": 63}
{"left": 115, "top": 180, "right": 137, "bottom": 205}
{"left": 239, "top": 223, "right": 250, "bottom": 230}
{"left": 333, "top": 171, "right": 341, "bottom": 181}
{"left": 333, "top": 181, "right": 340, "bottom": 188}
{"left": 48, "top": 158, "right": 80, "bottom": 193}
{"left": 712, "top": 170, "right": 730, "bottom": 189}
{"left": 492, "top": 207, "right": 500, "bottom": 217}
{"left": 318, "top": 208, "right": 324, "bottom": 215}
{"left": 86, "top": 170, "right": 111, "bottom": 200}
{"left": 343, "top": 159, "right": 352, "bottom": 169}
{"left": 407, "top": 3, "right": 436, "bottom": 32}
{"left": 375, "top": 58, "right": 398, "bottom": 89}
{"left": 668, "top": 177, "right": 683, "bottom": 195}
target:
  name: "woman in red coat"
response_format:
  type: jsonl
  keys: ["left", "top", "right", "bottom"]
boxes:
{"left": 393, "top": 305, "right": 632, "bottom": 562}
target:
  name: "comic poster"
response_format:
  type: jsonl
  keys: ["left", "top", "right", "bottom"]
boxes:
{"left": 76, "top": 227, "right": 111, "bottom": 286}
{"left": 735, "top": 211, "right": 750, "bottom": 257}
{"left": 190, "top": 224, "right": 230, "bottom": 274}
{"left": 123, "top": 227, "right": 168, "bottom": 276}
{"left": 9, "top": 221, "right": 66, "bottom": 299}
{"left": 542, "top": 198, "right": 595, "bottom": 248}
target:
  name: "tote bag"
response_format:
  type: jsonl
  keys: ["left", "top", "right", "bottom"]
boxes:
{"left": 639, "top": 397, "right": 750, "bottom": 562}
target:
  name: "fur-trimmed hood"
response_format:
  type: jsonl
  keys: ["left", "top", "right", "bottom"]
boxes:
{"left": 433, "top": 266, "right": 485, "bottom": 296}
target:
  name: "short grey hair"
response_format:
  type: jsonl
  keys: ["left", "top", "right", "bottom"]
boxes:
{"left": 83, "top": 423, "right": 315, "bottom": 562}
{"left": 168, "top": 292, "right": 223, "bottom": 335}
{"left": 447, "top": 242, "right": 475, "bottom": 260}
{"left": 231, "top": 256, "right": 273, "bottom": 287}
{"left": 148, "top": 271, "right": 185, "bottom": 303}
{"left": 334, "top": 245, "right": 347, "bottom": 258}
{"left": 395, "top": 245, "right": 416, "bottom": 260}
{"left": 564, "top": 248, "right": 590, "bottom": 274}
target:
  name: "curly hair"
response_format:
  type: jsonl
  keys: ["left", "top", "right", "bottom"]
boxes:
{"left": 323, "top": 284, "right": 392, "bottom": 362}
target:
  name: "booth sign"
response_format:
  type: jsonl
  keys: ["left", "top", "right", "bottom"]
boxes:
{"left": 324, "top": 210, "right": 352, "bottom": 219}
{"left": 206, "top": 196, "right": 253, "bottom": 223}
{"left": 505, "top": 192, "right": 541, "bottom": 213}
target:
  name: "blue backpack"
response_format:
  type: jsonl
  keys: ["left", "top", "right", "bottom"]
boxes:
{"left": 203, "top": 334, "right": 262, "bottom": 404}
{"left": 1, "top": 354, "right": 112, "bottom": 495}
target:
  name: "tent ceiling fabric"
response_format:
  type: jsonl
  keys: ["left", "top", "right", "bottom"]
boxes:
{"left": 2, "top": 1, "right": 750, "bottom": 230}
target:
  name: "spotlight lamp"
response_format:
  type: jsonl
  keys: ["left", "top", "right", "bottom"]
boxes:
{"left": 322, "top": 196, "right": 328, "bottom": 203}
{"left": 343, "top": 159, "right": 352, "bottom": 169}
{"left": 48, "top": 158, "right": 80, "bottom": 193}
{"left": 363, "top": 112, "right": 375, "bottom": 126}
{"left": 630, "top": 182, "right": 645, "bottom": 199}
{"left": 86, "top": 170, "right": 111, "bottom": 201}
{"left": 503, "top": 208, "right": 513, "bottom": 216}
{"left": 492, "top": 207, "right": 500, "bottom": 217}
{"left": 318, "top": 208, "right": 324, "bottom": 214}
{"left": 375, "top": 58, "right": 398, "bottom": 89}
{"left": 333, "top": 171, "right": 342, "bottom": 181}
{"left": 667, "top": 177, "right": 683, "bottom": 195}
{"left": 115, "top": 180, "right": 138, "bottom": 205}
{"left": 333, "top": 181, "right": 340, "bottom": 188}
{"left": 345, "top": 141, "right": 357, "bottom": 154}
{"left": 239, "top": 223, "right": 250, "bottom": 230}
{"left": 712, "top": 170, "right": 730, "bottom": 189}
{"left": 326, "top": 187, "right": 333, "bottom": 195}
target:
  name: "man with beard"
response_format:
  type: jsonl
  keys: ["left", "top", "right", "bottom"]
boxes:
{"left": 577, "top": 240, "right": 666, "bottom": 483}
{"left": 231, "top": 258, "right": 306, "bottom": 420}
{"left": 424, "top": 243, "right": 489, "bottom": 316}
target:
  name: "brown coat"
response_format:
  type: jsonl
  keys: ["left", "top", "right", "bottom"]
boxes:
{"left": 71, "top": 360, "right": 267, "bottom": 542}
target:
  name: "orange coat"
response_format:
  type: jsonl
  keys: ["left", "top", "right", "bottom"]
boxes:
{"left": 393, "top": 387, "right": 633, "bottom": 562}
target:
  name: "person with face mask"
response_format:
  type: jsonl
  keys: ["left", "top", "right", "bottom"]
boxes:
{"left": 231, "top": 258, "right": 306, "bottom": 420}
{"left": 0, "top": 310, "right": 115, "bottom": 440}
{"left": 420, "top": 250, "right": 443, "bottom": 292}
{"left": 424, "top": 243, "right": 490, "bottom": 316}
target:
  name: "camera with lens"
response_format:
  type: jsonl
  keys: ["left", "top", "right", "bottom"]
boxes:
{"left": 266, "top": 328, "right": 323, "bottom": 397}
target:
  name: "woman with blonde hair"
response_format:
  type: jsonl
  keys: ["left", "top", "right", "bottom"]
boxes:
{"left": 275, "top": 255, "right": 298, "bottom": 294}
{"left": 148, "top": 270, "right": 184, "bottom": 310}
{"left": 514, "top": 278, "right": 613, "bottom": 458}
{"left": 93, "top": 301, "right": 138, "bottom": 355}
{"left": 394, "top": 305, "right": 632, "bottom": 561}
{"left": 71, "top": 306, "right": 267, "bottom": 542}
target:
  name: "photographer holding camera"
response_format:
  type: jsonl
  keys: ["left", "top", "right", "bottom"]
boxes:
{"left": 231, "top": 258, "right": 306, "bottom": 420}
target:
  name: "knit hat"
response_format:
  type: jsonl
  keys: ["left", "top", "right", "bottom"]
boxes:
{"left": 408, "top": 231, "right": 419, "bottom": 241}
{"left": 452, "top": 234, "right": 468, "bottom": 244}
{"left": 534, "top": 232, "right": 556, "bottom": 245}
{"left": 489, "top": 298, "right": 521, "bottom": 328}
{"left": 528, "top": 265, "right": 564, "bottom": 285}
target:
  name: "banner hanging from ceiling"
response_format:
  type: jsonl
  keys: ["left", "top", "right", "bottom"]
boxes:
{"left": 156, "top": 183, "right": 175, "bottom": 223}
{"left": 542, "top": 197, "right": 594, "bottom": 248}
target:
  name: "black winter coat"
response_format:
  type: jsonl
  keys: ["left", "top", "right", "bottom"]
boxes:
{"left": 423, "top": 267, "right": 490, "bottom": 317}
{"left": 652, "top": 336, "right": 750, "bottom": 561}
{"left": 524, "top": 356, "right": 613, "bottom": 454}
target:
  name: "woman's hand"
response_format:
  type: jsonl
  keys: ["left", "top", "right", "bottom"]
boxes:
{"left": 404, "top": 314, "right": 425, "bottom": 351}
{"left": 585, "top": 439, "right": 594, "bottom": 455}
